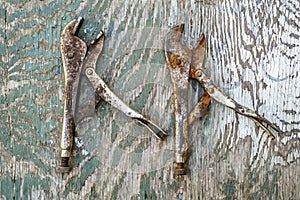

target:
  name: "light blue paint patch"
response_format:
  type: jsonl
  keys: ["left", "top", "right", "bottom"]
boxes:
{"left": 221, "top": 68, "right": 246, "bottom": 91}
{"left": 262, "top": 60, "right": 297, "bottom": 82}
{"left": 57, "top": 57, "right": 62, "bottom": 74}
{"left": 0, "top": 176, "right": 14, "bottom": 199}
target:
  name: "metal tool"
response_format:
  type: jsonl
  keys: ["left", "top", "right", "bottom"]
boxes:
{"left": 58, "top": 18, "right": 167, "bottom": 173}
{"left": 164, "top": 24, "right": 280, "bottom": 176}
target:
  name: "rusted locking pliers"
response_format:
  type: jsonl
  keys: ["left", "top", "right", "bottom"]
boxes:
{"left": 164, "top": 25, "right": 280, "bottom": 176}
{"left": 58, "top": 18, "right": 167, "bottom": 173}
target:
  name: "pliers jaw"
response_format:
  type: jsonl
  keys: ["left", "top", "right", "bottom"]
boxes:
{"left": 60, "top": 17, "right": 87, "bottom": 78}
{"left": 165, "top": 24, "right": 206, "bottom": 73}
{"left": 165, "top": 24, "right": 192, "bottom": 70}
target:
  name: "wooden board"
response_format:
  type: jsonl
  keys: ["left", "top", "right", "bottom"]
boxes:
{"left": 0, "top": 0, "right": 299, "bottom": 199}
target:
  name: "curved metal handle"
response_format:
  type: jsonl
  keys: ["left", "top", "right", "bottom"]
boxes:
{"left": 192, "top": 68, "right": 280, "bottom": 139}
{"left": 85, "top": 67, "right": 167, "bottom": 140}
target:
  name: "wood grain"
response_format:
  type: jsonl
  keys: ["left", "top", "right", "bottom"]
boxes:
{"left": 0, "top": 0, "right": 299, "bottom": 199}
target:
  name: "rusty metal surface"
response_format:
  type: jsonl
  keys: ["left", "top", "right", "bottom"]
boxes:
{"left": 58, "top": 18, "right": 167, "bottom": 172}
{"left": 164, "top": 24, "right": 281, "bottom": 176}
{"left": 58, "top": 18, "right": 87, "bottom": 172}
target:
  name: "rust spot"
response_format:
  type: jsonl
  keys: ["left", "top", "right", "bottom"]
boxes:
{"left": 201, "top": 92, "right": 211, "bottom": 105}
{"left": 170, "top": 54, "right": 184, "bottom": 68}
{"left": 189, "top": 67, "right": 196, "bottom": 78}
{"left": 174, "top": 162, "right": 186, "bottom": 175}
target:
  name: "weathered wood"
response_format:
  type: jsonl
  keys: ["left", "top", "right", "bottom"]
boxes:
{"left": 0, "top": 0, "right": 299, "bottom": 199}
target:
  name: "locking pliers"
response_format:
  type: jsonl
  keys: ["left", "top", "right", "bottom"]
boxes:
{"left": 164, "top": 24, "right": 280, "bottom": 176}
{"left": 58, "top": 18, "right": 167, "bottom": 173}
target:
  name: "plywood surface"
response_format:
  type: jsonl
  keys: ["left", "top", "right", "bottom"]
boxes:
{"left": 0, "top": 0, "right": 299, "bottom": 199}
